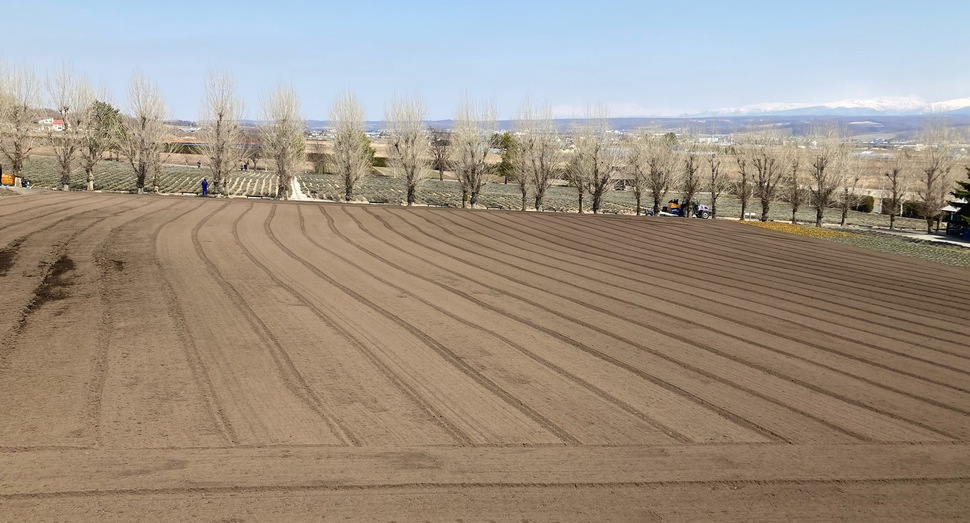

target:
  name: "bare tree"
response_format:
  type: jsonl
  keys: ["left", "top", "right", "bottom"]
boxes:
{"left": 385, "top": 94, "right": 428, "bottom": 205}
{"left": 883, "top": 151, "right": 910, "bottom": 230}
{"left": 428, "top": 126, "right": 450, "bottom": 181}
{"left": 0, "top": 64, "right": 41, "bottom": 177}
{"left": 516, "top": 101, "right": 563, "bottom": 211}
{"left": 570, "top": 105, "right": 621, "bottom": 214}
{"left": 626, "top": 134, "right": 650, "bottom": 215}
{"left": 915, "top": 123, "right": 955, "bottom": 233}
{"left": 198, "top": 71, "right": 244, "bottom": 196}
{"left": 46, "top": 65, "right": 94, "bottom": 191}
{"left": 261, "top": 85, "right": 305, "bottom": 200}
{"left": 240, "top": 127, "right": 264, "bottom": 171}
{"left": 680, "top": 145, "right": 702, "bottom": 218}
{"left": 732, "top": 151, "right": 754, "bottom": 220}
{"left": 646, "top": 133, "right": 676, "bottom": 214}
{"left": 707, "top": 149, "right": 729, "bottom": 218}
{"left": 751, "top": 143, "right": 784, "bottom": 222}
{"left": 119, "top": 73, "right": 168, "bottom": 193}
{"left": 502, "top": 131, "right": 529, "bottom": 210}
{"left": 79, "top": 99, "right": 123, "bottom": 191}
{"left": 807, "top": 129, "right": 846, "bottom": 227}
{"left": 450, "top": 98, "right": 496, "bottom": 208}
{"left": 838, "top": 155, "right": 864, "bottom": 226}
{"left": 778, "top": 142, "right": 804, "bottom": 223}
{"left": 330, "top": 92, "right": 371, "bottom": 202}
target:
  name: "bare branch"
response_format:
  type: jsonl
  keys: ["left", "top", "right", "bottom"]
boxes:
{"left": 450, "top": 98, "right": 496, "bottom": 208}
{"left": 198, "top": 71, "right": 244, "bottom": 196}
{"left": 120, "top": 72, "right": 168, "bottom": 193}
{"left": 385, "top": 94, "right": 428, "bottom": 205}
{"left": 261, "top": 85, "right": 305, "bottom": 200}
{"left": 330, "top": 92, "right": 371, "bottom": 202}
{"left": 0, "top": 64, "right": 41, "bottom": 176}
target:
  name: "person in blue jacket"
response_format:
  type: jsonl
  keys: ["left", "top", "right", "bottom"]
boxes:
{"left": 201, "top": 178, "right": 209, "bottom": 196}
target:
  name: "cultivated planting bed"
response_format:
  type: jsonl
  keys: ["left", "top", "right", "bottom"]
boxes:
{"left": 1, "top": 191, "right": 968, "bottom": 520}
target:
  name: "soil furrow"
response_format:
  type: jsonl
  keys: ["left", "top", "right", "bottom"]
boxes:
{"left": 264, "top": 205, "right": 578, "bottom": 445}
{"left": 192, "top": 202, "right": 358, "bottom": 446}
{"left": 427, "top": 210, "right": 970, "bottom": 396}
{"left": 466, "top": 209, "right": 970, "bottom": 362}
{"left": 536, "top": 213, "right": 970, "bottom": 322}
{"left": 230, "top": 202, "right": 468, "bottom": 446}
{"left": 355, "top": 209, "right": 865, "bottom": 443}
{"left": 149, "top": 201, "right": 239, "bottom": 446}
{"left": 314, "top": 205, "right": 703, "bottom": 444}
{"left": 375, "top": 208, "right": 955, "bottom": 442}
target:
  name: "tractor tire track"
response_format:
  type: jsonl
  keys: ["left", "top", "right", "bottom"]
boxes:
{"left": 544, "top": 213, "right": 970, "bottom": 322}
{"left": 354, "top": 208, "right": 871, "bottom": 443}
{"left": 375, "top": 207, "right": 958, "bottom": 442}
{"left": 151, "top": 200, "right": 239, "bottom": 446}
{"left": 88, "top": 199, "right": 181, "bottom": 447}
{"left": 191, "top": 202, "right": 359, "bottom": 446}
{"left": 433, "top": 210, "right": 970, "bottom": 389}
{"left": 263, "top": 204, "right": 579, "bottom": 445}
{"left": 414, "top": 210, "right": 970, "bottom": 424}
{"left": 311, "top": 205, "right": 696, "bottom": 444}
{"left": 468, "top": 210, "right": 970, "bottom": 362}
{"left": 228, "top": 202, "right": 471, "bottom": 446}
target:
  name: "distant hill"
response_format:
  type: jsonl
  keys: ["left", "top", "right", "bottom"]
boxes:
{"left": 691, "top": 96, "right": 970, "bottom": 118}
{"left": 242, "top": 114, "right": 970, "bottom": 140}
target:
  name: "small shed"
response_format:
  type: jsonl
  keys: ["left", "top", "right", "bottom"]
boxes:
{"left": 942, "top": 198, "right": 969, "bottom": 238}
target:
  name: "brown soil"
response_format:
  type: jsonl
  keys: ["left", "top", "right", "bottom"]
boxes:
{"left": 1, "top": 191, "right": 968, "bottom": 521}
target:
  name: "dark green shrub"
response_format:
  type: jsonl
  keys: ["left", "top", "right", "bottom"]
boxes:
{"left": 902, "top": 200, "right": 924, "bottom": 219}
{"left": 307, "top": 152, "right": 331, "bottom": 174}
{"left": 854, "top": 195, "right": 874, "bottom": 213}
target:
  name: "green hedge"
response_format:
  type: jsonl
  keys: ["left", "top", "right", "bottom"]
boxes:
{"left": 854, "top": 195, "right": 874, "bottom": 213}
{"left": 902, "top": 200, "right": 924, "bottom": 219}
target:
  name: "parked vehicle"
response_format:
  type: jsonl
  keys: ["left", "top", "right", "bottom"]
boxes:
{"left": 662, "top": 199, "right": 711, "bottom": 218}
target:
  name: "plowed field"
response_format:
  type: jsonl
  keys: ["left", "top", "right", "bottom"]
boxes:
{"left": 1, "top": 191, "right": 968, "bottom": 521}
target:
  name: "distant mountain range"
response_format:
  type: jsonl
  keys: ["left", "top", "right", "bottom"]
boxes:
{"left": 692, "top": 96, "right": 970, "bottom": 117}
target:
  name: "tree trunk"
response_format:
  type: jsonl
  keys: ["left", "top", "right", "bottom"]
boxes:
{"left": 760, "top": 202, "right": 769, "bottom": 222}
{"left": 840, "top": 206, "right": 848, "bottom": 226}
{"left": 577, "top": 191, "right": 584, "bottom": 214}
{"left": 816, "top": 206, "right": 824, "bottom": 227}
{"left": 739, "top": 200, "right": 747, "bottom": 221}
{"left": 926, "top": 217, "right": 933, "bottom": 234}
{"left": 591, "top": 188, "right": 603, "bottom": 214}
{"left": 461, "top": 188, "right": 469, "bottom": 208}
{"left": 344, "top": 180, "right": 353, "bottom": 202}
{"left": 469, "top": 189, "right": 480, "bottom": 208}
{"left": 791, "top": 208, "right": 797, "bottom": 224}
{"left": 86, "top": 167, "right": 95, "bottom": 191}
{"left": 438, "top": 167, "right": 443, "bottom": 181}
{"left": 406, "top": 182, "right": 416, "bottom": 206}
{"left": 520, "top": 189, "right": 527, "bottom": 211}
{"left": 635, "top": 192, "right": 642, "bottom": 216}
{"left": 890, "top": 213, "right": 896, "bottom": 230}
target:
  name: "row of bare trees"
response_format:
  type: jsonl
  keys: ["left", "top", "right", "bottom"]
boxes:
{"left": 2, "top": 66, "right": 963, "bottom": 229}
{"left": 0, "top": 65, "right": 163, "bottom": 193}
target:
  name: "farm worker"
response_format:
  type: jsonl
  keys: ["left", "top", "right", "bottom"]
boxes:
{"left": 201, "top": 178, "right": 209, "bottom": 196}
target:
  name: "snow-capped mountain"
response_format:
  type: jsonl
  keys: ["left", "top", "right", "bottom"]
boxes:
{"left": 695, "top": 96, "right": 970, "bottom": 117}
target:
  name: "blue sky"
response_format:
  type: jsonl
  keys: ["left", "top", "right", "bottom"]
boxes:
{"left": 4, "top": 0, "right": 969, "bottom": 120}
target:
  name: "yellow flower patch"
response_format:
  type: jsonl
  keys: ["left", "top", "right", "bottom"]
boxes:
{"left": 738, "top": 220, "right": 859, "bottom": 239}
